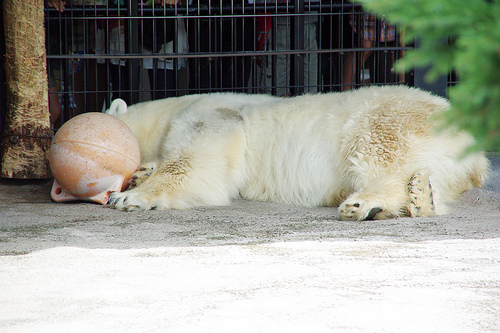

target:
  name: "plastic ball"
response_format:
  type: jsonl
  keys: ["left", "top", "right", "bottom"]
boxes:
{"left": 49, "top": 112, "right": 140, "bottom": 205}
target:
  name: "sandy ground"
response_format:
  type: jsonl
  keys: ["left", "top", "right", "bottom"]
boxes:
{"left": 0, "top": 157, "right": 499, "bottom": 332}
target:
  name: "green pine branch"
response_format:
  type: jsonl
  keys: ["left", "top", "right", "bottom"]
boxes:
{"left": 358, "top": 0, "right": 500, "bottom": 152}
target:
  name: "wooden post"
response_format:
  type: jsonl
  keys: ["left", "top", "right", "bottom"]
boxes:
{"left": 1, "top": 0, "right": 52, "bottom": 179}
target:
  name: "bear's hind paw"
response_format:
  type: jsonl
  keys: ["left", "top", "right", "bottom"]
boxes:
{"left": 407, "top": 173, "right": 436, "bottom": 217}
{"left": 128, "top": 161, "right": 158, "bottom": 189}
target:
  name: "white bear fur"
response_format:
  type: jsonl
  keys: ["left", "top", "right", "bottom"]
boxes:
{"left": 106, "top": 86, "right": 489, "bottom": 220}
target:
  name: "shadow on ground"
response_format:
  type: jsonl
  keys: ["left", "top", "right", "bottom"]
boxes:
{"left": 1, "top": 157, "right": 499, "bottom": 254}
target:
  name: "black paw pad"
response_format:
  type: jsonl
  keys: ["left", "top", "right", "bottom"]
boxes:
{"left": 365, "top": 207, "right": 383, "bottom": 220}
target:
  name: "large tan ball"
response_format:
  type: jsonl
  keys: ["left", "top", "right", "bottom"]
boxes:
{"left": 49, "top": 112, "right": 140, "bottom": 204}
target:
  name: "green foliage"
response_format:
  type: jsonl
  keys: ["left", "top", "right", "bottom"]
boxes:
{"left": 358, "top": 0, "right": 500, "bottom": 152}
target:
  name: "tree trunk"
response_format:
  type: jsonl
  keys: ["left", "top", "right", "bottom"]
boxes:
{"left": 1, "top": 0, "right": 52, "bottom": 179}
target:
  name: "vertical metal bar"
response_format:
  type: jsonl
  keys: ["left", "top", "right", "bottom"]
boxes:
{"left": 290, "top": 0, "right": 304, "bottom": 96}
{"left": 127, "top": 0, "right": 140, "bottom": 103}
{"left": 63, "top": 9, "right": 70, "bottom": 118}
{"left": 271, "top": 3, "right": 277, "bottom": 96}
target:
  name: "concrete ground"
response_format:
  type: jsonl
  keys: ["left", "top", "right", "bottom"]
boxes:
{"left": 0, "top": 157, "right": 499, "bottom": 332}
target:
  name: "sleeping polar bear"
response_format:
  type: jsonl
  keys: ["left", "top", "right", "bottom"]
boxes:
{"left": 106, "top": 86, "right": 489, "bottom": 220}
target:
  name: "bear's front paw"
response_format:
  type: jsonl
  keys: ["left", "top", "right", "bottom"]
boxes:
{"left": 109, "top": 190, "right": 158, "bottom": 211}
{"left": 339, "top": 197, "right": 384, "bottom": 221}
{"left": 129, "top": 161, "right": 158, "bottom": 189}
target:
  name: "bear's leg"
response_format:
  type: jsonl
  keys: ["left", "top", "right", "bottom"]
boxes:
{"left": 338, "top": 171, "right": 442, "bottom": 220}
{"left": 109, "top": 156, "right": 203, "bottom": 211}
{"left": 109, "top": 129, "right": 246, "bottom": 211}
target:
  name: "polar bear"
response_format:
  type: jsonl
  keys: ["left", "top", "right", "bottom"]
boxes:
{"left": 106, "top": 86, "right": 489, "bottom": 220}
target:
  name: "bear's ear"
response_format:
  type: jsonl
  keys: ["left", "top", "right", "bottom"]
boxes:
{"left": 106, "top": 99, "right": 128, "bottom": 116}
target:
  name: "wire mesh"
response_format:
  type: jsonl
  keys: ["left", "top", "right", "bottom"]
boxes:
{"left": 42, "top": 0, "right": 412, "bottom": 128}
